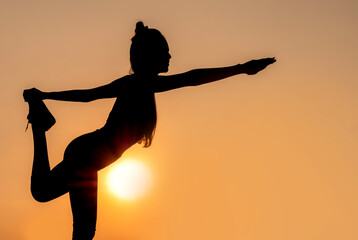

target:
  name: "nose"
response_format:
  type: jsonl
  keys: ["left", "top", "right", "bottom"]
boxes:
{"left": 168, "top": 53, "right": 171, "bottom": 59}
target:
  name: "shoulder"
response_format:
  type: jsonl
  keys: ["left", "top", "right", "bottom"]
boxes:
{"left": 108, "top": 75, "right": 136, "bottom": 96}
{"left": 107, "top": 75, "right": 133, "bottom": 91}
{"left": 111, "top": 75, "right": 132, "bottom": 85}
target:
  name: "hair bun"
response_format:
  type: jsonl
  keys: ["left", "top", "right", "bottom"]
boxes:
{"left": 135, "top": 21, "right": 148, "bottom": 34}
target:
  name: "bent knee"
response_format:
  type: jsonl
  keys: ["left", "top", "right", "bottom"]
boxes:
{"left": 31, "top": 178, "right": 53, "bottom": 203}
{"left": 31, "top": 188, "right": 51, "bottom": 203}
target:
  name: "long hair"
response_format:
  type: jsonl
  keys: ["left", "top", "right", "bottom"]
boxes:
{"left": 135, "top": 89, "right": 157, "bottom": 148}
{"left": 129, "top": 21, "right": 166, "bottom": 147}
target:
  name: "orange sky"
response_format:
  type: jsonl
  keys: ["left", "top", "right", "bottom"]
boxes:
{"left": 1, "top": 0, "right": 358, "bottom": 239}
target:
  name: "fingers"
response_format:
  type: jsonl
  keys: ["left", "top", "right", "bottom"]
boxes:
{"left": 257, "top": 58, "right": 276, "bottom": 69}
{"left": 267, "top": 57, "right": 276, "bottom": 64}
{"left": 241, "top": 57, "right": 276, "bottom": 75}
{"left": 23, "top": 89, "right": 31, "bottom": 102}
{"left": 251, "top": 57, "right": 276, "bottom": 74}
{"left": 23, "top": 88, "right": 40, "bottom": 102}
{"left": 259, "top": 57, "right": 276, "bottom": 65}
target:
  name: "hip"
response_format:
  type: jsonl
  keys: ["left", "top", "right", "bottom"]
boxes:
{"left": 63, "top": 129, "right": 122, "bottom": 170}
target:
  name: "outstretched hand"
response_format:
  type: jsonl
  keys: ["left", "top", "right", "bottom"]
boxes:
{"left": 23, "top": 88, "right": 43, "bottom": 102}
{"left": 242, "top": 57, "right": 276, "bottom": 75}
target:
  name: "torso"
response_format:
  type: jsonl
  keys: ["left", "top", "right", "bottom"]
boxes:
{"left": 64, "top": 75, "right": 157, "bottom": 171}
{"left": 102, "top": 75, "right": 156, "bottom": 156}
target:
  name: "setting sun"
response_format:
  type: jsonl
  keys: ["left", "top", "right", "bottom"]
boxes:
{"left": 106, "top": 159, "right": 152, "bottom": 200}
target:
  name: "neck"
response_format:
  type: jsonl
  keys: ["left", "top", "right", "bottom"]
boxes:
{"left": 133, "top": 72, "right": 159, "bottom": 84}
{"left": 134, "top": 71, "right": 158, "bottom": 78}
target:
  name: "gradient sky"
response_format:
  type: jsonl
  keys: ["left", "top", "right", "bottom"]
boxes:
{"left": 1, "top": 0, "right": 358, "bottom": 239}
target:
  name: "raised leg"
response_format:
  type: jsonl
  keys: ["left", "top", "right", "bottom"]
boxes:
{"left": 30, "top": 126, "right": 69, "bottom": 202}
{"left": 27, "top": 98, "right": 99, "bottom": 239}
{"left": 31, "top": 127, "right": 50, "bottom": 178}
{"left": 69, "top": 170, "right": 98, "bottom": 240}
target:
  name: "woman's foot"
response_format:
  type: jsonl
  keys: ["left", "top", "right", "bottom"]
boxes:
{"left": 26, "top": 98, "right": 56, "bottom": 132}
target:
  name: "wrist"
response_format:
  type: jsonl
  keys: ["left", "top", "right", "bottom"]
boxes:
{"left": 235, "top": 64, "right": 245, "bottom": 74}
{"left": 41, "top": 91, "right": 48, "bottom": 100}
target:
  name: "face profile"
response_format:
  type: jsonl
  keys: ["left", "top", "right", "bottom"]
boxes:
{"left": 156, "top": 41, "right": 171, "bottom": 73}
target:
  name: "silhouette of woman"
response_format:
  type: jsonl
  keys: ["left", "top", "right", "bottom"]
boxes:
{"left": 24, "top": 21, "right": 275, "bottom": 239}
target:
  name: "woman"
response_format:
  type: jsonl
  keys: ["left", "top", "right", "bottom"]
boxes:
{"left": 24, "top": 22, "right": 276, "bottom": 239}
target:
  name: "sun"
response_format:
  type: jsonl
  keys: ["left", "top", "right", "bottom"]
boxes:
{"left": 106, "top": 159, "right": 152, "bottom": 200}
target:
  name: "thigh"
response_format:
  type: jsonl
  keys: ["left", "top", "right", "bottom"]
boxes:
{"left": 69, "top": 170, "right": 98, "bottom": 240}
{"left": 31, "top": 161, "right": 70, "bottom": 202}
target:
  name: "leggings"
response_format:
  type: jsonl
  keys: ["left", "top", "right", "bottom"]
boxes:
{"left": 30, "top": 128, "right": 118, "bottom": 240}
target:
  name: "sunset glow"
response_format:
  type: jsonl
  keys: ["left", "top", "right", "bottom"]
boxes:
{"left": 106, "top": 159, "right": 152, "bottom": 200}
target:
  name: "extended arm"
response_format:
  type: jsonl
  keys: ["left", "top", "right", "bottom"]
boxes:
{"left": 24, "top": 77, "right": 126, "bottom": 103}
{"left": 154, "top": 57, "right": 276, "bottom": 92}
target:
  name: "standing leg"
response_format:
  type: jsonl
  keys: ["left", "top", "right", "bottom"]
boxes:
{"left": 69, "top": 169, "right": 98, "bottom": 240}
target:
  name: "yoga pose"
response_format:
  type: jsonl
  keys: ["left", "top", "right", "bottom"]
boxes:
{"left": 24, "top": 22, "right": 276, "bottom": 239}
